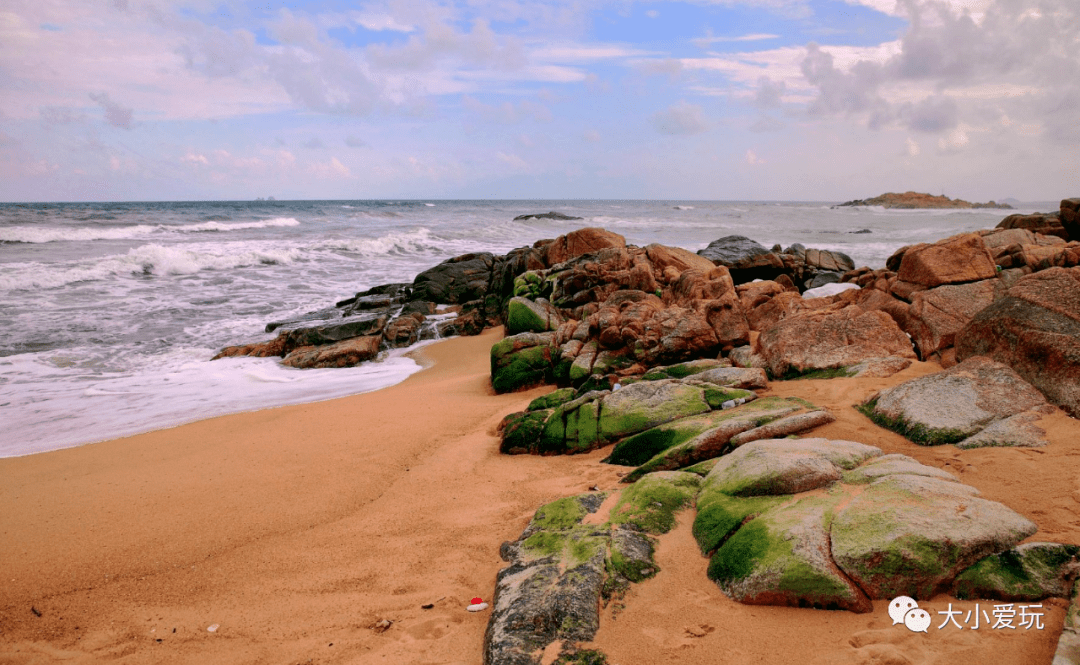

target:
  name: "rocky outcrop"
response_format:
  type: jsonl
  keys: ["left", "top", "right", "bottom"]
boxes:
{"left": 836, "top": 192, "right": 1012, "bottom": 209}
{"left": 952, "top": 542, "right": 1080, "bottom": 602}
{"left": 956, "top": 267, "right": 1080, "bottom": 417}
{"left": 859, "top": 356, "right": 1054, "bottom": 446}
{"left": 512, "top": 211, "right": 584, "bottom": 221}
{"left": 698, "top": 240, "right": 855, "bottom": 291}
{"left": 491, "top": 332, "right": 562, "bottom": 394}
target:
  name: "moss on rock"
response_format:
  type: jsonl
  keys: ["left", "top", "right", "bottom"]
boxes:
{"left": 952, "top": 542, "right": 1080, "bottom": 602}
{"left": 608, "top": 471, "right": 701, "bottom": 535}
{"left": 693, "top": 487, "right": 783, "bottom": 555}
{"left": 528, "top": 387, "right": 577, "bottom": 412}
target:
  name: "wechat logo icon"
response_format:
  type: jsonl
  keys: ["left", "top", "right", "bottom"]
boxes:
{"left": 890, "top": 596, "right": 930, "bottom": 633}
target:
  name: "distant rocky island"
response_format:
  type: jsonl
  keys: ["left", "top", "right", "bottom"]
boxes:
{"left": 836, "top": 191, "right": 1012, "bottom": 209}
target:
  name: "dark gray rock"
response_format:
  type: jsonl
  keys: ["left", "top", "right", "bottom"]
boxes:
{"left": 697, "top": 235, "right": 770, "bottom": 264}
{"left": 412, "top": 252, "right": 497, "bottom": 304}
{"left": 513, "top": 211, "right": 584, "bottom": 221}
{"left": 805, "top": 271, "right": 842, "bottom": 290}
{"left": 282, "top": 313, "right": 387, "bottom": 349}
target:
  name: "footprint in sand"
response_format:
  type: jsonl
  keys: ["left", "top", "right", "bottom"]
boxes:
{"left": 684, "top": 624, "right": 715, "bottom": 638}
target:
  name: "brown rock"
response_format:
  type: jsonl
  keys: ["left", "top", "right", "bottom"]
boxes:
{"left": 759, "top": 304, "right": 916, "bottom": 378}
{"left": 1062, "top": 198, "right": 1080, "bottom": 241}
{"left": 996, "top": 212, "right": 1068, "bottom": 240}
{"left": 645, "top": 243, "right": 717, "bottom": 277}
{"left": 211, "top": 334, "right": 288, "bottom": 360}
{"left": 282, "top": 335, "right": 382, "bottom": 368}
{"left": 956, "top": 267, "right": 1080, "bottom": 417}
{"left": 384, "top": 315, "right": 423, "bottom": 348}
{"left": 907, "top": 281, "right": 998, "bottom": 359}
{"left": 736, "top": 280, "right": 786, "bottom": 312}
{"left": 896, "top": 233, "right": 997, "bottom": 287}
{"left": 544, "top": 227, "right": 626, "bottom": 266}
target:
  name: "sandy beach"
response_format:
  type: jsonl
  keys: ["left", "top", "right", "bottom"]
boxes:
{"left": 2, "top": 326, "right": 1077, "bottom": 664}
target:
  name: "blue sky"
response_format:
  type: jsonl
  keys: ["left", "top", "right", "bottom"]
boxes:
{"left": 0, "top": 0, "right": 1076, "bottom": 201}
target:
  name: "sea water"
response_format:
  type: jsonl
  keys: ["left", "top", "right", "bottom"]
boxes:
{"left": 0, "top": 199, "right": 1048, "bottom": 457}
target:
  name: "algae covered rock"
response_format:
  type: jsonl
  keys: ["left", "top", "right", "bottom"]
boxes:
{"left": 708, "top": 494, "right": 873, "bottom": 613}
{"left": 706, "top": 438, "right": 879, "bottom": 497}
{"left": 687, "top": 437, "right": 1050, "bottom": 612}
{"left": 641, "top": 358, "right": 731, "bottom": 381}
{"left": 593, "top": 379, "right": 712, "bottom": 444}
{"left": 486, "top": 492, "right": 610, "bottom": 665}
{"left": 506, "top": 296, "right": 563, "bottom": 334}
{"left": 608, "top": 471, "right": 701, "bottom": 534}
{"left": 952, "top": 542, "right": 1080, "bottom": 602}
{"left": 830, "top": 473, "right": 1038, "bottom": 599}
{"left": 604, "top": 392, "right": 755, "bottom": 466}
{"left": 618, "top": 397, "right": 809, "bottom": 482}
{"left": 491, "top": 332, "right": 562, "bottom": 393}
{"left": 859, "top": 355, "right": 1052, "bottom": 446}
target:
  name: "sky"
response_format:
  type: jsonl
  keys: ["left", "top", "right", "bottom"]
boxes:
{"left": 0, "top": 0, "right": 1077, "bottom": 202}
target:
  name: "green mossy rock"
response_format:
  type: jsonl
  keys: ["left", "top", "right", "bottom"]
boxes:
{"left": 858, "top": 356, "right": 1051, "bottom": 447}
{"left": 842, "top": 453, "right": 959, "bottom": 485}
{"left": 621, "top": 397, "right": 806, "bottom": 482}
{"left": 642, "top": 358, "right": 731, "bottom": 381}
{"left": 608, "top": 471, "right": 701, "bottom": 535}
{"left": 569, "top": 341, "right": 600, "bottom": 383}
{"left": 707, "top": 494, "right": 873, "bottom": 613}
{"left": 606, "top": 407, "right": 753, "bottom": 467}
{"left": 490, "top": 332, "right": 561, "bottom": 393}
{"left": 705, "top": 438, "right": 880, "bottom": 497}
{"left": 682, "top": 458, "right": 721, "bottom": 476}
{"left": 506, "top": 296, "right": 561, "bottom": 334}
{"left": 952, "top": 542, "right": 1080, "bottom": 602}
{"left": 831, "top": 473, "right": 1038, "bottom": 599}
{"left": 693, "top": 487, "right": 782, "bottom": 555}
{"left": 500, "top": 409, "right": 553, "bottom": 454}
{"left": 597, "top": 380, "right": 711, "bottom": 445}
{"left": 528, "top": 387, "right": 577, "bottom": 412}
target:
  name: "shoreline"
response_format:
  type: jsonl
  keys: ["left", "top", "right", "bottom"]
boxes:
{"left": 3, "top": 324, "right": 1077, "bottom": 664}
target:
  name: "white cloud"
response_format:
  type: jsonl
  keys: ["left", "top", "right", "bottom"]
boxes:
{"left": 905, "top": 137, "right": 921, "bottom": 156}
{"left": 310, "top": 157, "right": 352, "bottom": 178}
{"left": 651, "top": 101, "right": 709, "bottom": 135}
{"left": 938, "top": 127, "right": 969, "bottom": 153}
{"left": 497, "top": 151, "right": 528, "bottom": 169}
{"left": 181, "top": 153, "right": 208, "bottom": 165}
{"left": 746, "top": 149, "right": 765, "bottom": 164}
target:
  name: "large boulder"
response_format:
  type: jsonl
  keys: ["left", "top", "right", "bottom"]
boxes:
{"left": 831, "top": 473, "right": 1037, "bottom": 599}
{"left": 896, "top": 233, "right": 997, "bottom": 287}
{"left": 697, "top": 235, "right": 771, "bottom": 264}
{"left": 544, "top": 227, "right": 626, "bottom": 266}
{"left": 411, "top": 252, "right": 497, "bottom": 304}
{"left": 490, "top": 332, "right": 562, "bottom": 393}
{"left": 906, "top": 280, "right": 998, "bottom": 360}
{"left": 485, "top": 492, "right": 611, "bottom": 665}
{"left": 694, "top": 438, "right": 1044, "bottom": 611}
{"left": 956, "top": 267, "right": 1080, "bottom": 417}
{"left": 860, "top": 356, "right": 1053, "bottom": 445}
{"left": 952, "top": 542, "right": 1080, "bottom": 602}
{"left": 758, "top": 304, "right": 916, "bottom": 379}
{"left": 506, "top": 297, "right": 563, "bottom": 334}
{"left": 997, "top": 211, "right": 1068, "bottom": 240}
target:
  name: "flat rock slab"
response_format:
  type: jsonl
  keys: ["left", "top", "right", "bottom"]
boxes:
{"left": 862, "top": 355, "right": 1052, "bottom": 446}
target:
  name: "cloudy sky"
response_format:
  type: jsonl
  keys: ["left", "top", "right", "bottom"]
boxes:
{"left": 0, "top": 0, "right": 1076, "bottom": 201}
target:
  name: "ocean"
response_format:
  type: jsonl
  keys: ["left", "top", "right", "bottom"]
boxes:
{"left": 0, "top": 199, "right": 1045, "bottom": 458}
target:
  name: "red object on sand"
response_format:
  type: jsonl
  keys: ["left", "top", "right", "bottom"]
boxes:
{"left": 471, "top": 597, "right": 483, "bottom": 605}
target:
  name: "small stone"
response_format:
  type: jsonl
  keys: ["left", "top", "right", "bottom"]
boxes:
{"left": 371, "top": 619, "right": 393, "bottom": 633}
{"left": 207, "top": 624, "right": 219, "bottom": 633}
